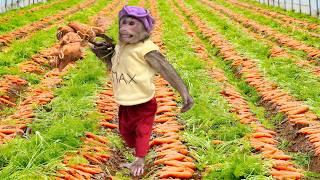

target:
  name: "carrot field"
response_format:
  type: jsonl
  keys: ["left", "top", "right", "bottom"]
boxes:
{"left": 0, "top": 0, "right": 320, "bottom": 179}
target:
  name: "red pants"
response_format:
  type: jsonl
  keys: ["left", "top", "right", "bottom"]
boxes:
{"left": 118, "top": 98, "right": 157, "bottom": 157}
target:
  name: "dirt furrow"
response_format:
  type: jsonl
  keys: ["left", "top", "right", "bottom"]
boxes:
{"left": 198, "top": 0, "right": 320, "bottom": 61}
{"left": 143, "top": 0, "right": 197, "bottom": 179}
{"left": 177, "top": 0, "right": 320, "bottom": 172}
{"left": 0, "top": 0, "right": 96, "bottom": 49}
{"left": 170, "top": 1, "right": 303, "bottom": 179}
{"left": 226, "top": 0, "right": 320, "bottom": 38}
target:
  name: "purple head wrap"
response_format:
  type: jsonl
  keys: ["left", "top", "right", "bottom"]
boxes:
{"left": 119, "top": 5, "right": 155, "bottom": 33}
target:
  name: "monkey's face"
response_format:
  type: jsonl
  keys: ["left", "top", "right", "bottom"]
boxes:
{"left": 119, "top": 16, "right": 149, "bottom": 44}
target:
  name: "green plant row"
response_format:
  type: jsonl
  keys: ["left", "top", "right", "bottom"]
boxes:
{"left": 0, "top": 0, "right": 85, "bottom": 35}
{"left": 157, "top": 0, "right": 271, "bottom": 179}
{"left": 214, "top": 0, "right": 320, "bottom": 49}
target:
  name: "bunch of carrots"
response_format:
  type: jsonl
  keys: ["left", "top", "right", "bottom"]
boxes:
{"left": 148, "top": 77, "right": 196, "bottom": 179}
{"left": 251, "top": 125, "right": 303, "bottom": 180}
{"left": 200, "top": 0, "right": 320, "bottom": 60}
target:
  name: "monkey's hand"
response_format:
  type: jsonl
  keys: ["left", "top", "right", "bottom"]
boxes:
{"left": 89, "top": 35, "right": 115, "bottom": 69}
{"left": 145, "top": 50, "right": 194, "bottom": 113}
{"left": 181, "top": 93, "right": 194, "bottom": 113}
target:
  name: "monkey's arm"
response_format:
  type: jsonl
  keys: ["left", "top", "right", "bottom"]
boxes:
{"left": 145, "top": 50, "right": 194, "bottom": 113}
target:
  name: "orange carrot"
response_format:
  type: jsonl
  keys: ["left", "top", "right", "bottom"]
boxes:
{"left": 212, "top": 140, "right": 224, "bottom": 145}
{"left": 84, "top": 138, "right": 106, "bottom": 147}
{"left": 0, "top": 97, "right": 16, "bottom": 106}
{"left": 99, "top": 122, "right": 118, "bottom": 129}
{"left": 82, "top": 153, "right": 102, "bottom": 164}
{"left": 154, "top": 154, "right": 186, "bottom": 165}
{"left": 85, "top": 132, "right": 108, "bottom": 144}
{"left": 69, "top": 164, "right": 102, "bottom": 174}
{"left": 159, "top": 171, "right": 193, "bottom": 178}
{"left": 163, "top": 160, "right": 196, "bottom": 169}
{"left": 252, "top": 132, "right": 273, "bottom": 138}
{"left": 68, "top": 168, "right": 91, "bottom": 179}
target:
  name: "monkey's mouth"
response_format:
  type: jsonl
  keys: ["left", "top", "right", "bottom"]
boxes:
{"left": 120, "top": 34, "right": 134, "bottom": 39}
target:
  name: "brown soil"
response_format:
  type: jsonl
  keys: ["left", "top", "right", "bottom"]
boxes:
{"left": 277, "top": 118, "right": 320, "bottom": 172}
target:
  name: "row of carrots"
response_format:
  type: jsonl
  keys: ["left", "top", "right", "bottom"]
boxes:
{"left": 199, "top": 0, "right": 320, "bottom": 60}
{"left": 0, "top": 0, "right": 96, "bottom": 48}
{"left": 177, "top": 0, "right": 320, "bottom": 174}
{"left": 56, "top": 132, "right": 111, "bottom": 180}
{"left": 149, "top": 2, "right": 196, "bottom": 179}
{"left": 151, "top": 78, "right": 196, "bottom": 179}
{"left": 226, "top": 0, "right": 320, "bottom": 37}
{"left": 221, "top": 85, "right": 303, "bottom": 179}
{"left": 5, "top": 0, "right": 121, "bottom": 115}
{"left": 56, "top": 80, "right": 120, "bottom": 179}
{"left": 171, "top": 2, "right": 303, "bottom": 179}
{"left": 2, "top": 0, "right": 120, "bottom": 141}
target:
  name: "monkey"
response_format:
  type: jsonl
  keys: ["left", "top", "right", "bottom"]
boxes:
{"left": 90, "top": 5, "right": 193, "bottom": 177}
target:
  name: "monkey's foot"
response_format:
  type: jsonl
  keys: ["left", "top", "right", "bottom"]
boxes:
{"left": 131, "top": 157, "right": 145, "bottom": 177}
{"left": 120, "top": 162, "right": 132, "bottom": 169}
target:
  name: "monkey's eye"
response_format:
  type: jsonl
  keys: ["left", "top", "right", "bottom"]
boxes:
{"left": 129, "top": 21, "right": 135, "bottom": 26}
